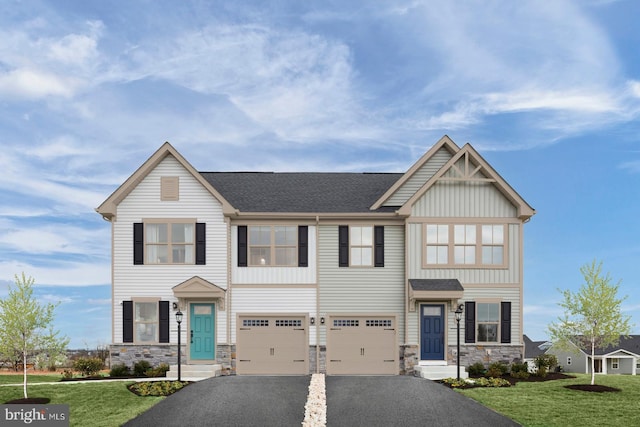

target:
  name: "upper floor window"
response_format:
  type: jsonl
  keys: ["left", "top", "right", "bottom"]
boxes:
{"left": 424, "top": 223, "right": 507, "bottom": 268}
{"left": 146, "top": 222, "right": 194, "bottom": 264}
{"left": 249, "top": 226, "right": 297, "bottom": 266}
{"left": 350, "top": 226, "right": 373, "bottom": 266}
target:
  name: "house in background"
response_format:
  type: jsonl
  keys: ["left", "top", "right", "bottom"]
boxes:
{"left": 523, "top": 334, "right": 551, "bottom": 373}
{"left": 96, "top": 135, "right": 535, "bottom": 379}
{"left": 546, "top": 335, "right": 640, "bottom": 375}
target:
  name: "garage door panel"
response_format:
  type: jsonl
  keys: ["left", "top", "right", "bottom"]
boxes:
{"left": 236, "top": 315, "right": 308, "bottom": 375}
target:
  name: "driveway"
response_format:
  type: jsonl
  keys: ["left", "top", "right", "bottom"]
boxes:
{"left": 125, "top": 376, "right": 519, "bottom": 427}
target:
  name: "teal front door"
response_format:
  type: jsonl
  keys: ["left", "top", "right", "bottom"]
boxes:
{"left": 190, "top": 303, "right": 215, "bottom": 360}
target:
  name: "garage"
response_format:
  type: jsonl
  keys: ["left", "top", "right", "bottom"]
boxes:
{"left": 326, "top": 314, "right": 397, "bottom": 375}
{"left": 236, "top": 314, "right": 309, "bottom": 375}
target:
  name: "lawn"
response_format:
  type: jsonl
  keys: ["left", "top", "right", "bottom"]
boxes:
{"left": 0, "top": 374, "right": 62, "bottom": 385}
{"left": 459, "top": 374, "right": 640, "bottom": 426}
{"left": 0, "top": 380, "right": 163, "bottom": 427}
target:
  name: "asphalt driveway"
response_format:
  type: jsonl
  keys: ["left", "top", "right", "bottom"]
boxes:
{"left": 125, "top": 376, "right": 519, "bottom": 427}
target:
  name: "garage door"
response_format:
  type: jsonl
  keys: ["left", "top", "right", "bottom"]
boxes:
{"left": 236, "top": 314, "right": 308, "bottom": 375}
{"left": 326, "top": 315, "right": 397, "bottom": 375}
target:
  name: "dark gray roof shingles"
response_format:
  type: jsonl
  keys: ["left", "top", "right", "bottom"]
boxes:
{"left": 409, "top": 279, "right": 464, "bottom": 292}
{"left": 200, "top": 172, "right": 402, "bottom": 213}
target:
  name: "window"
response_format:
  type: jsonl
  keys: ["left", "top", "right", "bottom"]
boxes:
{"left": 567, "top": 357, "right": 572, "bottom": 365}
{"left": 612, "top": 358, "right": 619, "bottom": 369}
{"left": 248, "top": 226, "right": 297, "bottom": 266}
{"left": 350, "top": 226, "right": 373, "bottom": 266}
{"left": 477, "top": 303, "right": 499, "bottom": 342}
{"left": 145, "top": 222, "right": 194, "bottom": 264}
{"left": 424, "top": 224, "right": 507, "bottom": 267}
{"left": 135, "top": 302, "right": 158, "bottom": 343}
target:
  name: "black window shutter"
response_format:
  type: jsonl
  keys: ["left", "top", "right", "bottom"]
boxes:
{"left": 298, "top": 226, "right": 308, "bottom": 267}
{"left": 195, "top": 223, "right": 206, "bottom": 265}
{"left": 123, "top": 301, "right": 133, "bottom": 343}
{"left": 501, "top": 301, "right": 511, "bottom": 343}
{"left": 338, "top": 226, "right": 349, "bottom": 267}
{"left": 465, "top": 301, "right": 476, "bottom": 343}
{"left": 159, "top": 301, "right": 170, "bottom": 343}
{"left": 133, "top": 223, "right": 144, "bottom": 265}
{"left": 238, "top": 226, "right": 248, "bottom": 267}
{"left": 374, "top": 226, "right": 384, "bottom": 267}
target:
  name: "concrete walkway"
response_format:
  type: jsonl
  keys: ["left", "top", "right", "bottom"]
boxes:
{"left": 123, "top": 376, "right": 519, "bottom": 427}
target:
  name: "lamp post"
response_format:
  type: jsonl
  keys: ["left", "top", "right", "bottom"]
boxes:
{"left": 176, "top": 310, "right": 183, "bottom": 382}
{"left": 454, "top": 304, "right": 464, "bottom": 381}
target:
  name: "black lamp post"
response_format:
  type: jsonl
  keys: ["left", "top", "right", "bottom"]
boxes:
{"left": 454, "top": 304, "right": 464, "bottom": 381}
{"left": 176, "top": 310, "right": 183, "bottom": 382}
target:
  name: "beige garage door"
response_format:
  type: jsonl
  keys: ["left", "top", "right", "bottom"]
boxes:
{"left": 236, "top": 314, "right": 308, "bottom": 375}
{"left": 326, "top": 314, "right": 397, "bottom": 375}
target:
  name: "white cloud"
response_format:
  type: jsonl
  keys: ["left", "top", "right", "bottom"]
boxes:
{"left": 0, "top": 260, "right": 109, "bottom": 287}
{"left": 0, "top": 68, "right": 80, "bottom": 99}
{"left": 0, "top": 224, "right": 108, "bottom": 256}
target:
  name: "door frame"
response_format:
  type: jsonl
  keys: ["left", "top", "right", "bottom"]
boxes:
{"left": 187, "top": 301, "right": 216, "bottom": 363}
{"left": 420, "top": 303, "right": 446, "bottom": 361}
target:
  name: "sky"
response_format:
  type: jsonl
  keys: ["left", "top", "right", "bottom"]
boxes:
{"left": 1, "top": 0, "right": 639, "bottom": 349}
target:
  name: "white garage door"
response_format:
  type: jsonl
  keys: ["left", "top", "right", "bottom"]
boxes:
{"left": 326, "top": 314, "right": 397, "bottom": 375}
{"left": 236, "top": 314, "right": 308, "bottom": 375}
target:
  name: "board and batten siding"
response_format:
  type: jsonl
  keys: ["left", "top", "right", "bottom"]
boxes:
{"left": 385, "top": 147, "right": 453, "bottom": 206}
{"left": 407, "top": 287, "right": 521, "bottom": 346}
{"left": 317, "top": 225, "right": 405, "bottom": 345}
{"left": 230, "top": 287, "right": 317, "bottom": 344}
{"left": 112, "top": 155, "right": 228, "bottom": 344}
{"left": 406, "top": 223, "right": 520, "bottom": 283}
{"left": 231, "top": 225, "right": 317, "bottom": 284}
{"left": 412, "top": 181, "right": 517, "bottom": 218}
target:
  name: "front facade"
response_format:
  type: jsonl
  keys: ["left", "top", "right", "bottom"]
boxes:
{"left": 96, "top": 135, "right": 535, "bottom": 376}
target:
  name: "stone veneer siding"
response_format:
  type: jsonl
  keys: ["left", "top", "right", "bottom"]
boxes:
{"left": 448, "top": 344, "right": 523, "bottom": 368}
{"left": 109, "top": 344, "right": 184, "bottom": 368}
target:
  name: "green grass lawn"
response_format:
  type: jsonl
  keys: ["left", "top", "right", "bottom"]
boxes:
{"left": 0, "top": 374, "right": 62, "bottom": 385}
{"left": 459, "top": 374, "right": 640, "bottom": 427}
{"left": 0, "top": 381, "right": 163, "bottom": 427}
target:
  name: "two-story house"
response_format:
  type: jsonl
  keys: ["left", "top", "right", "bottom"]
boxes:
{"left": 96, "top": 135, "right": 535, "bottom": 378}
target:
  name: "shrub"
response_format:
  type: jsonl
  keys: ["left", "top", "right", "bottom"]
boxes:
{"left": 146, "top": 363, "right": 170, "bottom": 378}
{"left": 73, "top": 357, "right": 104, "bottom": 377}
{"left": 109, "top": 363, "right": 131, "bottom": 377}
{"left": 486, "top": 362, "right": 508, "bottom": 378}
{"left": 534, "top": 354, "right": 558, "bottom": 378}
{"left": 510, "top": 362, "right": 530, "bottom": 379}
{"left": 441, "top": 377, "right": 468, "bottom": 388}
{"left": 133, "top": 360, "right": 152, "bottom": 377}
{"left": 128, "top": 381, "right": 190, "bottom": 396}
{"left": 61, "top": 369, "right": 74, "bottom": 379}
{"left": 467, "top": 362, "right": 486, "bottom": 376}
{"left": 474, "top": 377, "right": 511, "bottom": 387}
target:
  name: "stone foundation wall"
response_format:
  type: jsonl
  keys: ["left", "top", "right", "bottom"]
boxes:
{"left": 217, "top": 345, "right": 235, "bottom": 376}
{"left": 309, "top": 346, "right": 326, "bottom": 374}
{"left": 401, "top": 345, "right": 419, "bottom": 375}
{"left": 448, "top": 344, "right": 523, "bottom": 369}
{"left": 109, "top": 344, "right": 184, "bottom": 368}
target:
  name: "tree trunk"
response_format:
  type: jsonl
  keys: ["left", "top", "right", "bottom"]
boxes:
{"left": 591, "top": 339, "right": 595, "bottom": 386}
{"left": 23, "top": 350, "right": 28, "bottom": 399}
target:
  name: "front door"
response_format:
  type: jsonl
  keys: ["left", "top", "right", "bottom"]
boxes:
{"left": 594, "top": 359, "right": 602, "bottom": 373}
{"left": 421, "top": 304, "right": 445, "bottom": 360}
{"left": 190, "top": 303, "right": 215, "bottom": 360}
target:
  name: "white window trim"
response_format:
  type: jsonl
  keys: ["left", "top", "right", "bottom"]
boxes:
{"left": 567, "top": 356, "right": 572, "bottom": 365}
{"left": 144, "top": 218, "right": 196, "bottom": 265}
{"left": 612, "top": 358, "right": 619, "bottom": 369}
{"left": 248, "top": 225, "right": 298, "bottom": 267}
{"left": 349, "top": 225, "right": 374, "bottom": 267}
{"left": 132, "top": 298, "right": 160, "bottom": 344}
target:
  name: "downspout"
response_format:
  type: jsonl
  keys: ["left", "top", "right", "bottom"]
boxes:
{"left": 226, "top": 216, "right": 232, "bottom": 372}
{"left": 315, "top": 215, "right": 320, "bottom": 374}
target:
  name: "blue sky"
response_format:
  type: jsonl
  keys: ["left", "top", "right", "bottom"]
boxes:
{"left": 1, "top": 0, "right": 639, "bottom": 349}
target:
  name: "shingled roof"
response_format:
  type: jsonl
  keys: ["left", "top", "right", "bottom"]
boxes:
{"left": 200, "top": 172, "right": 403, "bottom": 213}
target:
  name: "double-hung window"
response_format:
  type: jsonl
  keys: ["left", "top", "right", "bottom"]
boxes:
{"left": 249, "top": 226, "right": 297, "bottom": 266}
{"left": 481, "top": 225, "right": 504, "bottom": 265}
{"left": 350, "top": 226, "right": 373, "bottom": 266}
{"left": 425, "top": 224, "right": 449, "bottom": 264}
{"left": 145, "top": 222, "right": 194, "bottom": 264}
{"left": 134, "top": 302, "right": 158, "bottom": 343}
{"left": 612, "top": 358, "right": 619, "bottom": 369}
{"left": 477, "top": 302, "right": 499, "bottom": 342}
{"left": 424, "top": 223, "right": 507, "bottom": 267}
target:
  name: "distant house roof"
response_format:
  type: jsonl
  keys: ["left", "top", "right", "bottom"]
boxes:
{"left": 409, "top": 279, "right": 464, "bottom": 292}
{"left": 523, "top": 334, "right": 549, "bottom": 359}
{"left": 200, "top": 172, "right": 402, "bottom": 213}
{"left": 572, "top": 335, "right": 640, "bottom": 356}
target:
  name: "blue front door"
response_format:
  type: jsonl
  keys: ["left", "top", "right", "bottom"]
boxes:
{"left": 421, "top": 304, "right": 445, "bottom": 360}
{"left": 190, "top": 303, "right": 215, "bottom": 360}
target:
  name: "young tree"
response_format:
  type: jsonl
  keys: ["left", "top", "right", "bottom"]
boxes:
{"left": 0, "top": 273, "right": 69, "bottom": 398}
{"left": 548, "top": 260, "right": 632, "bottom": 385}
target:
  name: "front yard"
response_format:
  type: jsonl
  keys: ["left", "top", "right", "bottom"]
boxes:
{"left": 459, "top": 374, "right": 640, "bottom": 426}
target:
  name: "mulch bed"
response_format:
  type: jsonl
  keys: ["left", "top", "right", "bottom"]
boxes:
{"left": 440, "top": 373, "right": 576, "bottom": 389}
{"left": 565, "top": 384, "right": 621, "bottom": 393}
{"left": 5, "top": 397, "right": 51, "bottom": 404}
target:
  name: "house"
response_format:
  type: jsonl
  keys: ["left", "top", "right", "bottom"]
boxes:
{"left": 96, "top": 135, "right": 535, "bottom": 378}
{"left": 546, "top": 336, "right": 640, "bottom": 375}
{"left": 523, "top": 334, "right": 551, "bottom": 373}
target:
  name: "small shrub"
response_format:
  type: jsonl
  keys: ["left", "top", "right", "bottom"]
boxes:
{"left": 467, "top": 362, "right": 486, "bottom": 376}
{"left": 510, "top": 362, "right": 530, "bottom": 379}
{"left": 486, "top": 362, "right": 508, "bottom": 378}
{"left": 61, "top": 369, "right": 74, "bottom": 379}
{"left": 133, "top": 360, "right": 152, "bottom": 377}
{"left": 534, "top": 354, "right": 558, "bottom": 377}
{"left": 146, "top": 363, "right": 170, "bottom": 378}
{"left": 441, "top": 377, "right": 468, "bottom": 388}
{"left": 109, "top": 363, "right": 131, "bottom": 377}
{"left": 128, "top": 381, "right": 190, "bottom": 396}
{"left": 473, "top": 377, "right": 511, "bottom": 387}
{"left": 73, "top": 357, "right": 104, "bottom": 377}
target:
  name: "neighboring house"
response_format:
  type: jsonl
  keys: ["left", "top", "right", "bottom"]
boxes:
{"left": 96, "top": 135, "right": 535, "bottom": 378}
{"left": 523, "top": 334, "right": 551, "bottom": 373}
{"left": 546, "top": 336, "right": 640, "bottom": 375}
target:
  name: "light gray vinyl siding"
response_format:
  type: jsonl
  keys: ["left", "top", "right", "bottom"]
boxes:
{"left": 230, "top": 287, "right": 317, "bottom": 344}
{"left": 406, "top": 223, "right": 520, "bottom": 283}
{"left": 112, "top": 155, "right": 228, "bottom": 344}
{"left": 407, "top": 287, "right": 521, "bottom": 347}
{"left": 231, "top": 225, "right": 317, "bottom": 284}
{"left": 385, "top": 147, "right": 452, "bottom": 206}
{"left": 411, "top": 181, "right": 517, "bottom": 217}
{"left": 546, "top": 344, "right": 588, "bottom": 374}
{"left": 318, "top": 225, "right": 405, "bottom": 344}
